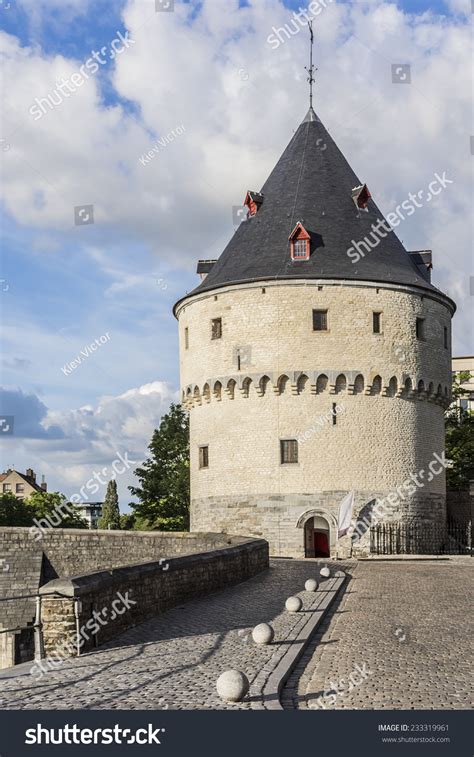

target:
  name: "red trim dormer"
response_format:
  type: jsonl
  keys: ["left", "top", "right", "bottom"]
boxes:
{"left": 244, "top": 191, "right": 264, "bottom": 217}
{"left": 289, "top": 222, "right": 311, "bottom": 261}
{"left": 352, "top": 183, "right": 371, "bottom": 211}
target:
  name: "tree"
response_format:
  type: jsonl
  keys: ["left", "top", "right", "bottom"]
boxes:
{"left": 0, "top": 492, "right": 34, "bottom": 526}
{"left": 119, "top": 512, "right": 136, "bottom": 530}
{"left": 0, "top": 491, "right": 87, "bottom": 528}
{"left": 26, "top": 491, "right": 88, "bottom": 529}
{"left": 129, "top": 403, "right": 190, "bottom": 531}
{"left": 98, "top": 479, "right": 121, "bottom": 529}
{"left": 445, "top": 371, "right": 474, "bottom": 490}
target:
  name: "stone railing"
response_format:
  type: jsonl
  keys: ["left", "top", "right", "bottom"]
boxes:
{"left": 38, "top": 536, "right": 269, "bottom": 659}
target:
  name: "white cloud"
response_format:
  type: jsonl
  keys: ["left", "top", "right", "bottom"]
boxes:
{"left": 0, "top": 380, "right": 178, "bottom": 506}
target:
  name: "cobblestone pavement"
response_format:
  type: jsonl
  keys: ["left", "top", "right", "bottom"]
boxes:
{"left": 0, "top": 559, "right": 348, "bottom": 711}
{"left": 282, "top": 559, "right": 474, "bottom": 710}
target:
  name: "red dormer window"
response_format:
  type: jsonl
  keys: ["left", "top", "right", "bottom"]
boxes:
{"left": 352, "top": 184, "right": 371, "bottom": 211}
{"left": 289, "top": 222, "right": 311, "bottom": 261}
{"left": 244, "top": 191, "right": 264, "bottom": 217}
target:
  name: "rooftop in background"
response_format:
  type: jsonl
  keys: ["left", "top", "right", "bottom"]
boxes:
{"left": 0, "top": 468, "right": 47, "bottom": 499}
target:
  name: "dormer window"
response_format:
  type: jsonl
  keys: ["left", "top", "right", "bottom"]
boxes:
{"left": 352, "top": 184, "right": 371, "bottom": 211}
{"left": 289, "top": 222, "right": 311, "bottom": 261}
{"left": 244, "top": 191, "right": 264, "bottom": 217}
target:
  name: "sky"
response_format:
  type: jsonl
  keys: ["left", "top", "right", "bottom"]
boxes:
{"left": 0, "top": 0, "right": 472, "bottom": 509}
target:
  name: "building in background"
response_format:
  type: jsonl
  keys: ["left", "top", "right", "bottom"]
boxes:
{"left": 75, "top": 502, "right": 103, "bottom": 529}
{"left": 452, "top": 356, "right": 474, "bottom": 415}
{"left": 0, "top": 468, "right": 47, "bottom": 499}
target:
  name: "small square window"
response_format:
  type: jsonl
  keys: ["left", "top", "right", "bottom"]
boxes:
{"left": 211, "top": 318, "right": 222, "bottom": 340}
{"left": 313, "top": 309, "right": 328, "bottom": 331}
{"left": 184, "top": 327, "right": 189, "bottom": 350}
{"left": 199, "top": 446, "right": 209, "bottom": 469}
{"left": 3, "top": 483, "right": 11, "bottom": 492}
{"left": 373, "top": 312, "right": 382, "bottom": 334}
{"left": 280, "top": 439, "right": 298, "bottom": 464}
{"left": 293, "top": 239, "right": 308, "bottom": 259}
{"left": 416, "top": 317, "right": 425, "bottom": 340}
{"left": 16, "top": 483, "right": 24, "bottom": 493}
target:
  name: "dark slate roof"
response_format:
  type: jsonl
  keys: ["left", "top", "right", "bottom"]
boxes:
{"left": 175, "top": 107, "right": 454, "bottom": 312}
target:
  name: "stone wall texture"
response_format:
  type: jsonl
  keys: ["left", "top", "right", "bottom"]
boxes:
{"left": 0, "top": 528, "right": 268, "bottom": 666}
{"left": 39, "top": 537, "right": 269, "bottom": 658}
{"left": 176, "top": 279, "right": 454, "bottom": 557}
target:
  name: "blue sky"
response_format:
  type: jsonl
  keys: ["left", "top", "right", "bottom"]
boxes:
{"left": 0, "top": 0, "right": 471, "bottom": 505}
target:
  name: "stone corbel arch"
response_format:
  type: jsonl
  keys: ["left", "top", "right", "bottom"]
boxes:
{"left": 295, "top": 508, "right": 338, "bottom": 530}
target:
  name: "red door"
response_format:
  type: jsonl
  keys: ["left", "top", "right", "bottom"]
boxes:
{"left": 314, "top": 531, "right": 329, "bottom": 558}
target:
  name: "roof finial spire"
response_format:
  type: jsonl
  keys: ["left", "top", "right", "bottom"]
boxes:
{"left": 305, "top": 21, "right": 317, "bottom": 111}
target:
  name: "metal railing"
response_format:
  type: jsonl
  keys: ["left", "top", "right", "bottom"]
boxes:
{"left": 370, "top": 521, "right": 472, "bottom": 556}
{"left": 0, "top": 592, "right": 82, "bottom": 662}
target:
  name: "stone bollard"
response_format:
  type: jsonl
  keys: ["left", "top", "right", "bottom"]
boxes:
{"left": 216, "top": 670, "right": 249, "bottom": 702}
{"left": 304, "top": 578, "right": 318, "bottom": 592}
{"left": 320, "top": 566, "right": 331, "bottom": 578}
{"left": 252, "top": 623, "right": 274, "bottom": 645}
{"left": 285, "top": 596, "right": 303, "bottom": 613}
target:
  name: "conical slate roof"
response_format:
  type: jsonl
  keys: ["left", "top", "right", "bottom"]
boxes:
{"left": 178, "top": 107, "right": 453, "bottom": 308}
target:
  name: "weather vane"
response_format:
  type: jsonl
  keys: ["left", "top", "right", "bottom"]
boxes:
{"left": 304, "top": 21, "right": 317, "bottom": 110}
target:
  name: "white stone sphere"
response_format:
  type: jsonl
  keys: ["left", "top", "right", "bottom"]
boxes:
{"left": 285, "top": 596, "right": 303, "bottom": 613}
{"left": 335, "top": 570, "right": 345, "bottom": 577}
{"left": 216, "top": 670, "right": 249, "bottom": 702}
{"left": 320, "top": 566, "right": 331, "bottom": 578}
{"left": 252, "top": 623, "right": 274, "bottom": 645}
{"left": 305, "top": 578, "right": 319, "bottom": 592}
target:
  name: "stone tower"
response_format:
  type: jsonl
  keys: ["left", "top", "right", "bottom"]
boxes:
{"left": 174, "top": 106, "right": 455, "bottom": 558}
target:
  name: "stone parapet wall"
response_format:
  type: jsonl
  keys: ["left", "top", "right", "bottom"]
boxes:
{"left": 0, "top": 528, "right": 246, "bottom": 580}
{"left": 38, "top": 537, "right": 269, "bottom": 658}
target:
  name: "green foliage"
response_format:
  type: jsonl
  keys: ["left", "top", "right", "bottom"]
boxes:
{"left": 445, "top": 372, "right": 474, "bottom": 490}
{"left": 0, "top": 492, "right": 34, "bottom": 526}
{"left": 129, "top": 403, "right": 190, "bottom": 531}
{"left": 27, "top": 491, "right": 88, "bottom": 528}
{"left": 119, "top": 512, "right": 136, "bottom": 530}
{"left": 0, "top": 490, "right": 87, "bottom": 528}
{"left": 98, "top": 479, "right": 121, "bottom": 530}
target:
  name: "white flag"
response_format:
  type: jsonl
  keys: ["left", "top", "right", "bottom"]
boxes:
{"left": 337, "top": 491, "right": 354, "bottom": 539}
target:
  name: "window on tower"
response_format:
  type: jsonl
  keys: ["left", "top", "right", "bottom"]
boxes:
{"left": 280, "top": 439, "right": 298, "bottom": 464}
{"left": 211, "top": 318, "right": 222, "bottom": 340}
{"left": 373, "top": 312, "right": 382, "bottom": 334}
{"left": 313, "top": 309, "right": 328, "bottom": 331}
{"left": 199, "top": 446, "right": 209, "bottom": 469}
{"left": 289, "top": 222, "right": 311, "bottom": 261}
{"left": 416, "top": 317, "right": 426, "bottom": 340}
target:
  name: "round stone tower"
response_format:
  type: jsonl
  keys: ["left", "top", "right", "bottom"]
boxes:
{"left": 174, "top": 107, "right": 455, "bottom": 558}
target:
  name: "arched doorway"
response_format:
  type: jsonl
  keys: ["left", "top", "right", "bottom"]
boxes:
{"left": 304, "top": 515, "right": 330, "bottom": 558}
